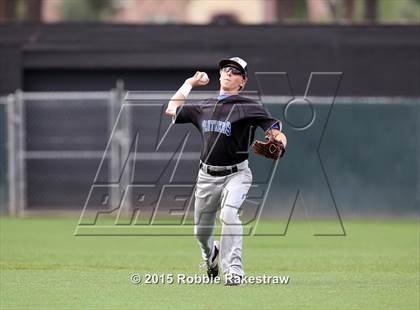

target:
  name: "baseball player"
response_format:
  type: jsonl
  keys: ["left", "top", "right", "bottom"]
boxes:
{"left": 165, "top": 57, "right": 287, "bottom": 286}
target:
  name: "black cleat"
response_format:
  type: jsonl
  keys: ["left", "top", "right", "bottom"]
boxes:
{"left": 206, "top": 241, "right": 219, "bottom": 279}
{"left": 224, "top": 273, "right": 243, "bottom": 286}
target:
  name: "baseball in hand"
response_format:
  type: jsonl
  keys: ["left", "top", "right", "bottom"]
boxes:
{"left": 200, "top": 72, "right": 209, "bottom": 83}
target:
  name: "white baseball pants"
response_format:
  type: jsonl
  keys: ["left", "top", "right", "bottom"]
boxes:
{"left": 194, "top": 160, "right": 252, "bottom": 276}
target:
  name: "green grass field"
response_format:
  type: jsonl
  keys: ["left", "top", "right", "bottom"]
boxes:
{"left": 0, "top": 217, "right": 419, "bottom": 309}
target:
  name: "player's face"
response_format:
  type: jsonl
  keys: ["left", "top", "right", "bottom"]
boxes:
{"left": 219, "top": 65, "right": 246, "bottom": 92}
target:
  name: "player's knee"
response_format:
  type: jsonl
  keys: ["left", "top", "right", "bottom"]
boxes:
{"left": 219, "top": 207, "right": 240, "bottom": 225}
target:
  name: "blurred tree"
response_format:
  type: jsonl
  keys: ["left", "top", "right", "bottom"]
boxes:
{"left": 59, "top": 0, "right": 118, "bottom": 22}
{"left": 377, "top": 0, "right": 420, "bottom": 24}
{"left": 365, "top": 0, "right": 377, "bottom": 22}
{"left": 26, "top": 0, "right": 42, "bottom": 22}
{"left": 276, "top": 0, "right": 307, "bottom": 22}
{"left": 0, "top": 0, "right": 15, "bottom": 22}
{"left": 0, "top": 0, "right": 42, "bottom": 22}
{"left": 276, "top": 0, "right": 293, "bottom": 22}
{"left": 292, "top": 0, "right": 308, "bottom": 20}
{"left": 343, "top": 0, "right": 355, "bottom": 21}
{"left": 327, "top": 0, "right": 339, "bottom": 21}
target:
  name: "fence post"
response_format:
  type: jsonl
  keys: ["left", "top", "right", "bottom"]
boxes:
{"left": 109, "top": 81, "right": 125, "bottom": 211}
{"left": 116, "top": 80, "right": 132, "bottom": 212}
{"left": 15, "top": 90, "right": 26, "bottom": 216}
{"left": 416, "top": 102, "right": 420, "bottom": 212}
{"left": 6, "top": 93, "right": 16, "bottom": 216}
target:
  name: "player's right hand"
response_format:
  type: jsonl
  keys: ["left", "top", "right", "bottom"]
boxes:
{"left": 185, "top": 71, "right": 209, "bottom": 88}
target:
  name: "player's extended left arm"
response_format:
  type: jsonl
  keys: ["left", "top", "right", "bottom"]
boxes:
{"left": 251, "top": 122, "right": 287, "bottom": 160}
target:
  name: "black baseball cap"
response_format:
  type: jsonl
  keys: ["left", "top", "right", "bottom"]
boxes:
{"left": 219, "top": 57, "right": 248, "bottom": 76}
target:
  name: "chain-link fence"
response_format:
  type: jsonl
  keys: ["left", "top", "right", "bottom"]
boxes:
{"left": 5, "top": 88, "right": 126, "bottom": 215}
{"left": 2, "top": 91, "right": 419, "bottom": 217}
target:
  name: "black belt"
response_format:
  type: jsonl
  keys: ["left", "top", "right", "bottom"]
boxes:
{"left": 199, "top": 162, "right": 238, "bottom": 177}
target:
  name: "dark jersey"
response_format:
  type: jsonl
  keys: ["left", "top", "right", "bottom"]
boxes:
{"left": 174, "top": 95, "right": 280, "bottom": 166}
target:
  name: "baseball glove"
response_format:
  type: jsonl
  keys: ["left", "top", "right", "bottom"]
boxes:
{"left": 251, "top": 132, "right": 286, "bottom": 160}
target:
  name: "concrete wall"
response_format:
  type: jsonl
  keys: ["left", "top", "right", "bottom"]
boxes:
{"left": 0, "top": 24, "right": 419, "bottom": 96}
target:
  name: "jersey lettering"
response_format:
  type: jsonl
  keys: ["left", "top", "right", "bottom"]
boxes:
{"left": 202, "top": 120, "right": 231, "bottom": 136}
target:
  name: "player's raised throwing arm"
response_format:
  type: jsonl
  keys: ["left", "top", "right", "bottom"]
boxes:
{"left": 165, "top": 71, "right": 209, "bottom": 118}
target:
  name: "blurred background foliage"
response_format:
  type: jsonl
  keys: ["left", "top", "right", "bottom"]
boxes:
{"left": 58, "top": 0, "right": 118, "bottom": 22}
{"left": 1, "top": 0, "right": 419, "bottom": 24}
